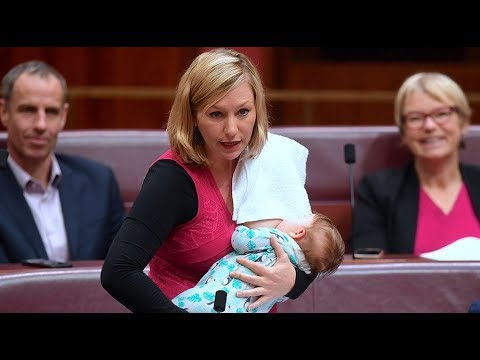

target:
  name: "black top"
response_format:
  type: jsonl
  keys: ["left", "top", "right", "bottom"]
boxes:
{"left": 102, "top": 159, "right": 315, "bottom": 313}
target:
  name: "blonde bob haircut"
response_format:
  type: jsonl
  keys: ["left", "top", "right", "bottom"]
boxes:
{"left": 394, "top": 72, "right": 472, "bottom": 135}
{"left": 166, "top": 48, "right": 269, "bottom": 166}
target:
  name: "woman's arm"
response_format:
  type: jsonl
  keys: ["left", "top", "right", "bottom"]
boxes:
{"left": 101, "top": 160, "right": 197, "bottom": 313}
{"left": 229, "top": 236, "right": 315, "bottom": 310}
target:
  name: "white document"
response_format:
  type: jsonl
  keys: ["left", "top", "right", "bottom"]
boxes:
{"left": 420, "top": 237, "right": 480, "bottom": 261}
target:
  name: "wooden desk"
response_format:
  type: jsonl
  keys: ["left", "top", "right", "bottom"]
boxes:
{"left": 0, "top": 260, "right": 103, "bottom": 274}
{"left": 1, "top": 257, "right": 479, "bottom": 313}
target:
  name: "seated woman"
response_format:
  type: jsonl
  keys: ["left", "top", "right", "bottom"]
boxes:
{"left": 351, "top": 72, "right": 480, "bottom": 255}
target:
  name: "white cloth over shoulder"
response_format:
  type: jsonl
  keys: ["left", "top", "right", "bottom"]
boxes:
{"left": 232, "top": 132, "right": 312, "bottom": 223}
{"left": 420, "top": 237, "right": 480, "bottom": 261}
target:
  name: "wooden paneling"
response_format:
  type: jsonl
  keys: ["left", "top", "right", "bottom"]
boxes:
{"left": 0, "top": 47, "right": 197, "bottom": 130}
{"left": 274, "top": 47, "right": 480, "bottom": 125}
{"left": 2, "top": 47, "right": 480, "bottom": 129}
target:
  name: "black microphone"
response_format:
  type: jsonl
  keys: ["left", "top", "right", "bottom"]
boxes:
{"left": 344, "top": 143, "right": 356, "bottom": 209}
{"left": 344, "top": 143, "right": 357, "bottom": 256}
{"left": 213, "top": 290, "right": 227, "bottom": 313}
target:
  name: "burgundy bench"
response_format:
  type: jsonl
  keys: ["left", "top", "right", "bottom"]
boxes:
{"left": 2, "top": 126, "right": 480, "bottom": 248}
{"left": 0, "top": 261, "right": 130, "bottom": 313}
{"left": 1, "top": 258, "right": 479, "bottom": 313}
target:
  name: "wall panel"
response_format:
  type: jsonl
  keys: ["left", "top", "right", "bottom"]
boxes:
{"left": 1, "top": 47, "right": 480, "bottom": 129}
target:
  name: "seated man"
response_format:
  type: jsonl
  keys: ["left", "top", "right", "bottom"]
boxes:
{"left": 0, "top": 60, "right": 125, "bottom": 263}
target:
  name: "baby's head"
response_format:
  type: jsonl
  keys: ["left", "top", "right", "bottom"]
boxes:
{"left": 283, "top": 212, "right": 345, "bottom": 275}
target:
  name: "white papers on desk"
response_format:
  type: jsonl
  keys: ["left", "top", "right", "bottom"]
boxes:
{"left": 420, "top": 237, "right": 480, "bottom": 261}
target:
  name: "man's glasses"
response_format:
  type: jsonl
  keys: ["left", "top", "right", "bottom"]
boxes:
{"left": 402, "top": 106, "right": 458, "bottom": 130}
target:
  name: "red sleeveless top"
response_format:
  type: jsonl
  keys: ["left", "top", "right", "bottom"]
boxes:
{"left": 148, "top": 150, "right": 236, "bottom": 299}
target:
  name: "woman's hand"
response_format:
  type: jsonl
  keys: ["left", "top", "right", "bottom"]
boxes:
{"left": 229, "top": 235, "right": 296, "bottom": 311}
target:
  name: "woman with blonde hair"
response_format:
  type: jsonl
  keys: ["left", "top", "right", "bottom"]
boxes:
{"left": 101, "top": 48, "right": 317, "bottom": 312}
{"left": 351, "top": 72, "right": 480, "bottom": 254}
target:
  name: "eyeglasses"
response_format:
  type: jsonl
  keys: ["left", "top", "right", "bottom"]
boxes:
{"left": 402, "top": 106, "right": 458, "bottom": 130}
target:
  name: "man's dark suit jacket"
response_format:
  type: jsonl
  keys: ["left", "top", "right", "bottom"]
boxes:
{"left": 0, "top": 149, "right": 125, "bottom": 263}
{"left": 351, "top": 161, "right": 480, "bottom": 254}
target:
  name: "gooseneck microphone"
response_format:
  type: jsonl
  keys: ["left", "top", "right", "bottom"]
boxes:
{"left": 344, "top": 143, "right": 357, "bottom": 256}
{"left": 214, "top": 290, "right": 227, "bottom": 313}
{"left": 344, "top": 143, "right": 356, "bottom": 209}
